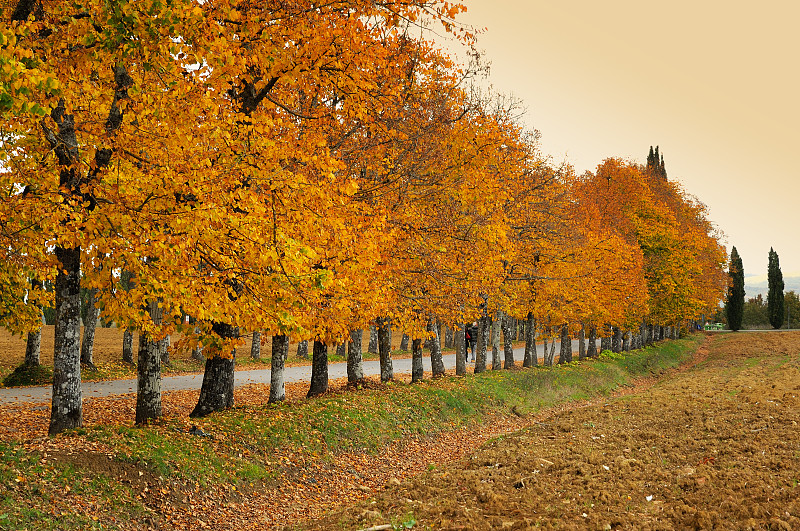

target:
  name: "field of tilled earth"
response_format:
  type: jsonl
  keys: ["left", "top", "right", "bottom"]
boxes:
{"left": 313, "top": 332, "right": 800, "bottom": 531}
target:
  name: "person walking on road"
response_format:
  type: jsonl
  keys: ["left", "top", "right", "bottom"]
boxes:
{"left": 466, "top": 322, "right": 478, "bottom": 362}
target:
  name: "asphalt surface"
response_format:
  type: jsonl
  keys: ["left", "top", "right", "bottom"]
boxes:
{"left": 0, "top": 339, "right": 582, "bottom": 404}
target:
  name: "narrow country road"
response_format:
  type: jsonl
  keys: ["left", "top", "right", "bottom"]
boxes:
{"left": 0, "top": 340, "right": 582, "bottom": 404}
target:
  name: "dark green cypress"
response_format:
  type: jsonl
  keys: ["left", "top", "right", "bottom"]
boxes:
{"left": 767, "top": 247, "right": 785, "bottom": 329}
{"left": 725, "top": 246, "right": 745, "bottom": 331}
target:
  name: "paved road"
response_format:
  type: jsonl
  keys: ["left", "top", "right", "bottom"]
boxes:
{"left": 0, "top": 340, "right": 582, "bottom": 404}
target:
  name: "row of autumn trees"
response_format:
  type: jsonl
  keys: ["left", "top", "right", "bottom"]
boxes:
{"left": 0, "top": 0, "right": 728, "bottom": 435}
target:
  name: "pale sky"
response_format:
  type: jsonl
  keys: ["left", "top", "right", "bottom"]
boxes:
{"left": 443, "top": 0, "right": 800, "bottom": 280}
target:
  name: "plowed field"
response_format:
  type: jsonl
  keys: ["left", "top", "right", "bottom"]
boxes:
{"left": 314, "top": 332, "right": 800, "bottom": 530}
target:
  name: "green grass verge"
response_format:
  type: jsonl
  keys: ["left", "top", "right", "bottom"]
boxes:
{"left": 0, "top": 441, "right": 150, "bottom": 530}
{"left": 2, "top": 364, "right": 53, "bottom": 387}
{"left": 92, "top": 336, "right": 701, "bottom": 484}
{"left": 3, "top": 336, "right": 700, "bottom": 529}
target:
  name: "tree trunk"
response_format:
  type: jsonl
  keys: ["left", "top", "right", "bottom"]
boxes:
{"left": 548, "top": 335, "right": 556, "bottom": 365}
{"left": 427, "top": 318, "right": 445, "bottom": 378}
{"left": 307, "top": 340, "right": 328, "bottom": 397}
{"left": 559, "top": 324, "right": 571, "bottom": 364}
{"left": 50, "top": 245, "right": 83, "bottom": 436}
{"left": 336, "top": 342, "right": 346, "bottom": 359}
{"left": 122, "top": 328, "right": 135, "bottom": 364}
{"left": 377, "top": 317, "right": 393, "bottom": 382}
{"left": 411, "top": 338, "right": 424, "bottom": 383}
{"left": 541, "top": 335, "right": 548, "bottom": 366}
{"left": 135, "top": 300, "right": 162, "bottom": 425}
{"left": 601, "top": 325, "right": 611, "bottom": 351}
{"left": 368, "top": 325, "right": 378, "bottom": 354}
{"left": 491, "top": 314, "right": 502, "bottom": 370}
{"left": 250, "top": 331, "right": 261, "bottom": 360}
{"left": 612, "top": 326, "right": 622, "bottom": 353}
{"left": 269, "top": 334, "right": 289, "bottom": 403}
{"left": 474, "top": 314, "right": 489, "bottom": 374}
{"left": 501, "top": 312, "right": 515, "bottom": 369}
{"left": 399, "top": 333, "right": 409, "bottom": 351}
{"left": 454, "top": 323, "right": 466, "bottom": 376}
{"left": 444, "top": 325, "right": 453, "bottom": 349}
{"left": 647, "top": 323, "right": 654, "bottom": 345}
{"left": 191, "top": 326, "right": 204, "bottom": 361}
{"left": 159, "top": 334, "right": 170, "bottom": 365}
{"left": 190, "top": 323, "right": 237, "bottom": 418}
{"left": 578, "top": 324, "right": 586, "bottom": 360}
{"left": 588, "top": 326, "right": 598, "bottom": 358}
{"left": 296, "top": 339, "right": 309, "bottom": 360}
{"left": 80, "top": 287, "right": 99, "bottom": 368}
{"left": 347, "top": 329, "right": 364, "bottom": 383}
{"left": 523, "top": 313, "right": 536, "bottom": 367}
{"left": 24, "top": 325, "right": 42, "bottom": 367}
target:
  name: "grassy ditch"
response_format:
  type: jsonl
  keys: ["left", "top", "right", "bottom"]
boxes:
{"left": 0, "top": 336, "right": 701, "bottom": 529}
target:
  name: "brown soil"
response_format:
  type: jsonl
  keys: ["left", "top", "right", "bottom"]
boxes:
{"left": 312, "top": 332, "right": 800, "bottom": 531}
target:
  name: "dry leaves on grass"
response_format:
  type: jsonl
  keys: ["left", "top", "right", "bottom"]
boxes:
{"left": 0, "top": 368, "right": 532, "bottom": 530}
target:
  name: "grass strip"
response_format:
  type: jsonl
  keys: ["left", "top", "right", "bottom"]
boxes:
{"left": 2, "top": 336, "right": 700, "bottom": 529}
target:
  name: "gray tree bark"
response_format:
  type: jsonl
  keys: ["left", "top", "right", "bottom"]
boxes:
{"left": 296, "top": 339, "right": 309, "bottom": 360}
{"left": 336, "top": 342, "right": 346, "bottom": 359}
{"left": 411, "top": 338, "right": 424, "bottom": 383}
{"left": 399, "top": 333, "right": 409, "bottom": 351}
{"left": 427, "top": 318, "right": 445, "bottom": 378}
{"left": 578, "top": 324, "right": 586, "bottom": 360}
{"left": 474, "top": 314, "right": 490, "bottom": 374}
{"left": 135, "top": 300, "right": 162, "bottom": 424}
{"left": 80, "top": 287, "right": 99, "bottom": 368}
{"left": 368, "top": 325, "right": 378, "bottom": 354}
{"left": 454, "top": 323, "right": 466, "bottom": 376}
{"left": 587, "top": 326, "right": 598, "bottom": 358}
{"left": 541, "top": 335, "right": 548, "bottom": 366}
{"left": 50, "top": 245, "right": 83, "bottom": 436}
{"left": 501, "top": 312, "right": 515, "bottom": 369}
{"left": 159, "top": 333, "right": 170, "bottom": 365}
{"left": 523, "top": 313, "right": 537, "bottom": 367}
{"left": 25, "top": 312, "right": 42, "bottom": 366}
{"left": 191, "top": 326, "right": 204, "bottom": 361}
{"left": 491, "top": 315, "right": 502, "bottom": 370}
{"left": 444, "top": 325, "right": 453, "bottom": 349}
{"left": 377, "top": 317, "right": 393, "bottom": 382}
{"left": 122, "top": 328, "right": 135, "bottom": 364}
{"left": 601, "top": 326, "right": 611, "bottom": 351}
{"left": 612, "top": 326, "right": 622, "bottom": 353}
{"left": 559, "top": 324, "right": 572, "bottom": 364}
{"left": 307, "top": 340, "right": 328, "bottom": 397}
{"left": 269, "top": 334, "right": 289, "bottom": 403}
{"left": 623, "top": 331, "right": 631, "bottom": 351}
{"left": 250, "top": 331, "right": 261, "bottom": 360}
{"left": 190, "top": 323, "right": 237, "bottom": 417}
{"left": 347, "top": 329, "right": 364, "bottom": 383}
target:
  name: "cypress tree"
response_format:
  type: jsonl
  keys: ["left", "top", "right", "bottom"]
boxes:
{"left": 646, "top": 145, "right": 668, "bottom": 179}
{"left": 767, "top": 247, "right": 785, "bottom": 329}
{"left": 725, "top": 246, "right": 745, "bottom": 331}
